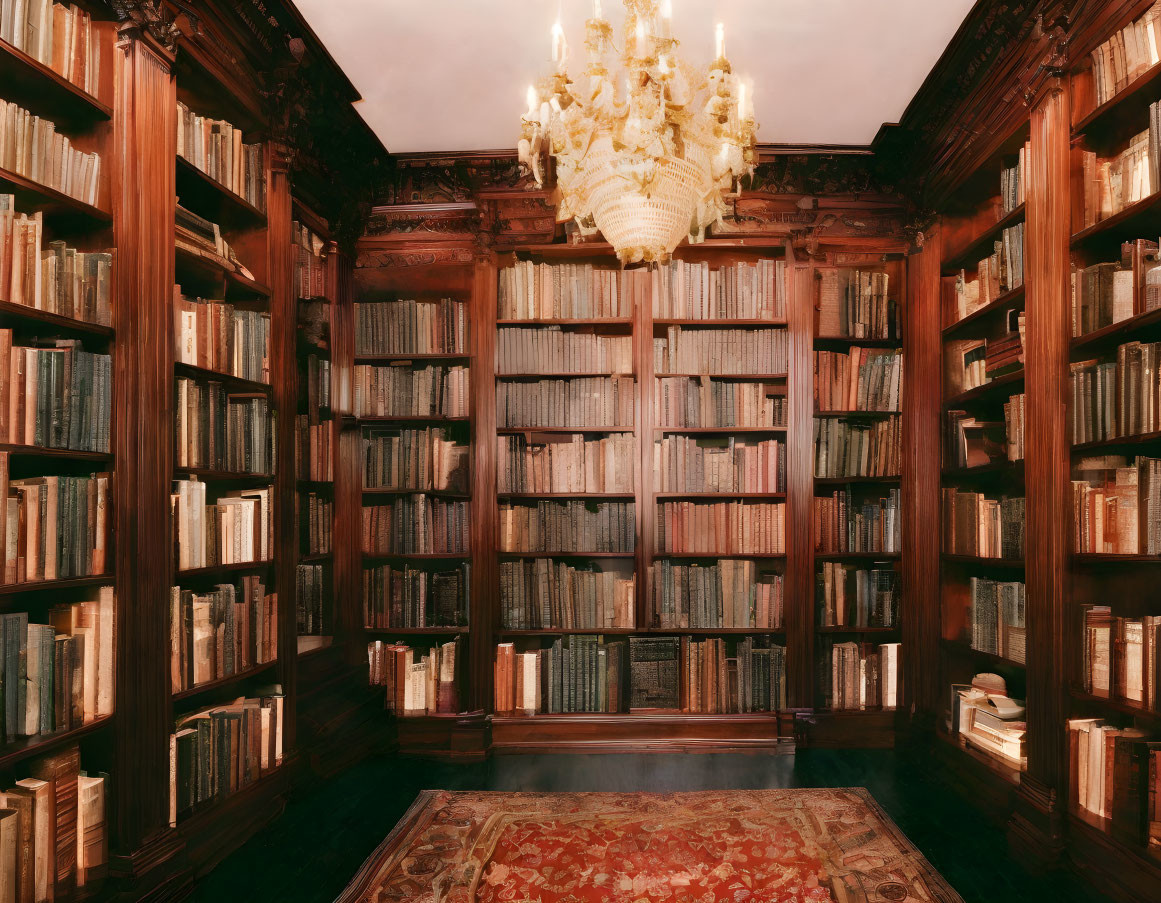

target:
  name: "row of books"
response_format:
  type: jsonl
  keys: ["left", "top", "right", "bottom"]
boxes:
{"left": 499, "top": 559, "right": 634, "bottom": 630}
{"left": 0, "top": 334, "right": 110, "bottom": 453}
{"left": 814, "top": 348, "right": 902, "bottom": 412}
{"left": 2, "top": 466, "right": 109, "bottom": 584}
{"left": 818, "top": 269, "right": 898, "bottom": 340}
{"left": 174, "top": 293, "right": 269, "bottom": 383}
{"left": 0, "top": 198, "right": 112, "bottom": 325}
{"left": 1072, "top": 253, "right": 1140, "bottom": 339}
{"left": 362, "top": 563, "right": 469, "bottom": 629}
{"left": 174, "top": 379, "right": 273, "bottom": 474}
{"left": 813, "top": 415, "right": 900, "bottom": 479}
{"left": 655, "top": 435, "right": 784, "bottom": 494}
{"left": 172, "top": 480, "right": 272, "bottom": 571}
{"left": 945, "top": 329, "right": 1025, "bottom": 399}
{"left": 498, "top": 500, "right": 634, "bottom": 553}
{"left": 169, "top": 578, "right": 277, "bottom": 693}
{"left": 816, "top": 563, "right": 898, "bottom": 629}
{"left": 0, "top": 743, "right": 107, "bottom": 896}
{"left": 651, "top": 559, "right": 783, "bottom": 629}
{"left": 814, "top": 489, "right": 901, "bottom": 554}
{"left": 1071, "top": 457, "right": 1151, "bottom": 554}
{"left": 1080, "top": 123, "right": 1155, "bottom": 230}
{"left": 655, "top": 377, "right": 786, "bottom": 428}
{"left": 969, "top": 577, "right": 1026, "bottom": 664}
{"left": 292, "top": 221, "right": 327, "bottom": 301}
{"left": 1088, "top": 0, "right": 1161, "bottom": 107}
{"left": 0, "top": 0, "right": 104, "bottom": 98}
{"left": 496, "top": 376, "right": 635, "bottom": 429}
{"left": 952, "top": 228, "right": 1025, "bottom": 323}
{"left": 302, "top": 491, "right": 331, "bottom": 555}
{"left": 940, "top": 489, "right": 1026, "bottom": 559}
{"left": 355, "top": 298, "right": 468, "bottom": 356}
{"left": 499, "top": 261, "right": 637, "bottom": 320}
{"left": 0, "top": 592, "right": 113, "bottom": 742}
{"left": 1081, "top": 604, "right": 1161, "bottom": 708}
{"left": 820, "top": 640, "right": 901, "bottom": 710}
{"left": 363, "top": 427, "right": 469, "bottom": 492}
{"left": 497, "top": 433, "right": 632, "bottom": 494}
{"left": 368, "top": 639, "right": 459, "bottom": 716}
{"left": 175, "top": 204, "right": 252, "bottom": 281}
{"left": 654, "top": 501, "right": 785, "bottom": 554}
{"left": 654, "top": 327, "right": 787, "bottom": 375}
{"left": 1068, "top": 717, "right": 1159, "bottom": 849}
{"left": 295, "top": 563, "right": 327, "bottom": 637}
{"left": 493, "top": 636, "right": 624, "bottom": 714}
{"left": 294, "top": 416, "right": 332, "bottom": 482}
{"left": 361, "top": 496, "right": 470, "bottom": 555}
{"left": 1001, "top": 143, "right": 1028, "bottom": 215}
{"left": 353, "top": 364, "right": 470, "bottom": 419}
{"left": 945, "top": 405, "right": 1025, "bottom": 470}
{"left": 653, "top": 259, "right": 787, "bottom": 321}
{"left": 303, "top": 354, "right": 331, "bottom": 418}
{"left": 169, "top": 692, "right": 284, "bottom": 824}
{"left": 678, "top": 637, "right": 787, "bottom": 713}
{"left": 175, "top": 102, "right": 265, "bottom": 210}
{"left": 0, "top": 99, "right": 100, "bottom": 206}
{"left": 497, "top": 327, "right": 632, "bottom": 374}
{"left": 1070, "top": 340, "right": 1161, "bottom": 444}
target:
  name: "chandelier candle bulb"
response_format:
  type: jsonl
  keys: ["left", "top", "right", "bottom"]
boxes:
{"left": 552, "top": 22, "right": 565, "bottom": 67}
{"left": 594, "top": 0, "right": 602, "bottom": 19}
{"left": 716, "top": 23, "right": 725, "bottom": 60}
{"left": 636, "top": 20, "right": 647, "bottom": 57}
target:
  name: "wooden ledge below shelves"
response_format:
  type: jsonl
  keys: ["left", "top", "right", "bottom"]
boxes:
{"left": 931, "top": 729, "right": 1022, "bottom": 821}
{"left": 489, "top": 711, "right": 793, "bottom": 754}
{"left": 392, "top": 711, "right": 490, "bottom": 760}
{"left": 794, "top": 708, "right": 898, "bottom": 749}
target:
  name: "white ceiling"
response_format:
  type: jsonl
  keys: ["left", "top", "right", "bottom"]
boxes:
{"left": 295, "top": 0, "right": 977, "bottom": 155}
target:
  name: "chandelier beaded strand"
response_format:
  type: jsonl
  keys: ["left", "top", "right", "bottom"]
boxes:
{"left": 518, "top": 0, "right": 758, "bottom": 265}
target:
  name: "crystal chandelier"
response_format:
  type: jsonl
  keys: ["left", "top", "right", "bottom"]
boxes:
{"left": 518, "top": 0, "right": 758, "bottom": 264}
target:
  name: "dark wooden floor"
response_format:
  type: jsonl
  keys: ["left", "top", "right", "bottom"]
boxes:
{"left": 193, "top": 745, "right": 1114, "bottom": 902}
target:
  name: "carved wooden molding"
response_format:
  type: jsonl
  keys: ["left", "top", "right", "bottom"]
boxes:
{"left": 112, "top": 0, "right": 193, "bottom": 53}
{"left": 356, "top": 247, "right": 478, "bottom": 269}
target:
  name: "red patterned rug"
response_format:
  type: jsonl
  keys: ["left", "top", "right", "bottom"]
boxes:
{"left": 337, "top": 789, "right": 962, "bottom": 902}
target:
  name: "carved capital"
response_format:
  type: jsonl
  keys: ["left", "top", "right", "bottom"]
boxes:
{"left": 111, "top": 0, "right": 195, "bottom": 55}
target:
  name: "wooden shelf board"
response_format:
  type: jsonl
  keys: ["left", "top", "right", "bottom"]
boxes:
{"left": 1070, "top": 307, "right": 1161, "bottom": 355}
{"left": 358, "top": 416, "right": 470, "bottom": 424}
{"left": 943, "top": 369, "right": 1025, "bottom": 408}
{"left": 495, "top": 318, "right": 633, "bottom": 327}
{"left": 495, "top": 372, "right": 634, "bottom": 379}
{"left": 298, "top": 553, "right": 332, "bottom": 564}
{"left": 354, "top": 353, "right": 470, "bottom": 363}
{"left": 0, "top": 300, "right": 113, "bottom": 339}
{"left": 362, "top": 488, "right": 471, "bottom": 499}
{"left": 1073, "top": 58, "right": 1161, "bottom": 143}
{"left": 497, "top": 551, "right": 635, "bottom": 559}
{"left": 941, "top": 203, "right": 1026, "bottom": 272}
{"left": 941, "top": 460, "right": 1025, "bottom": 480}
{"left": 815, "top": 552, "right": 901, "bottom": 561}
{"left": 174, "top": 243, "right": 272, "bottom": 298}
{"left": 652, "top": 318, "right": 789, "bottom": 328}
{"left": 941, "top": 553, "right": 1025, "bottom": 568}
{"left": 172, "top": 660, "right": 279, "bottom": 703}
{"left": 496, "top": 628, "right": 637, "bottom": 637}
{"left": 813, "top": 410, "right": 899, "bottom": 419}
{"left": 0, "top": 715, "right": 113, "bottom": 772}
{"left": 174, "top": 362, "right": 271, "bottom": 393}
{"left": 497, "top": 628, "right": 785, "bottom": 637}
{"left": 813, "top": 475, "right": 900, "bottom": 485}
{"left": 1073, "top": 553, "right": 1161, "bottom": 564}
{"left": 1069, "top": 688, "right": 1161, "bottom": 722}
{"left": 364, "top": 627, "right": 469, "bottom": 636}
{"left": 0, "top": 39, "right": 111, "bottom": 124}
{"left": 175, "top": 561, "right": 273, "bottom": 579}
{"left": 653, "top": 491, "right": 785, "bottom": 499}
{"left": 0, "top": 574, "right": 112, "bottom": 597}
{"left": 655, "top": 372, "right": 788, "bottom": 380}
{"left": 655, "top": 426, "right": 787, "bottom": 434}
{"left": 816, "top": 625, "right": 901, "bottom": 634}
{"left": 498, "top": 492, "right": 635, "bottom": 500}
{"left": 653, "top": 552, "right": 786, "bottom": 560}
{"left": 0, "top": 443, "right": 111, "bottom": 462}
{"left": 941, "top": 286, "right": 1026, "bottom": 338}
{"left": 1072, "top": 430, "right": 1161, "bottom": 453}
{"left": 175, "top": 157, "right": 267, "bottom": 229}
{"left": 1071, "top": 191, "right": 1161, "bottom": 251}
{"left": 362, "top": 553, "right": 470, "bottom": 561}
{"left": 296, "top": 480, "right": 334, "bottom": 491}
{"left": 174, "top": 467, "right": 273, "bottom": 482}
{"left": 496, "top": 426, "right": 631, "bottom": 434}
{"left": 813, "top": 335, "right": 901, "bottom": 348}
{"left": 0, "top": 165, "right": 111, "bottom": 225}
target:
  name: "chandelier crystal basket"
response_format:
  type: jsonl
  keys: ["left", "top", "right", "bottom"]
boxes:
{"left": 518, "top": 0, "right": 758, "bottom": 264}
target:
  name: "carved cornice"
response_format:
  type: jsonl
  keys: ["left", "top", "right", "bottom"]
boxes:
{"left": 356, "top": 247, "right": 477, "bottom": 269}
{"left": 112, "top": 0, "right": 195, "bottom": 53}
{"left": 363, "top": 204, "right": 481, "bottom": 239}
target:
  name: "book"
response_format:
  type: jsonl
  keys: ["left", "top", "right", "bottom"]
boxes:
{"left": 499, "top": 261, "right": 635, "bottom": 320}
{"left": 817, "top": 268, "right": 897, "bottom": 340}
{"left": 0, "top": 333, "right": 112, "bottom": 452}
{"left": 368, "top": 639, "right": 459, "bottom": 716}
{"left": 497, "top": 327, "right": 632, "bottom": 374}
{"left": 295, "top": 415, "right": 332, "bottom": 482}
{"left": 498, "top": 432, "right": 632, "bottom": 494}
{"left": 1081, "top": 604, "right": 1161, "bottom": 709}
{"left": 814, "top": 348, "right": 902, "bottom": 412}
{"left": 969, "top": 577, "right": 1026, "bottom": 663}
{"left": 175, "top": 102, "right": 265, "bottom": 209}
{"left": 363, "top": 562, "right": 469, "bottom": 629}
{"left": 496, "top": 376, "right": 634, "bottom": 429}
{"left": 500, "top": 559, "right": 633, "bottom": 630}
{"left": 492, "top": 635, "right": 624, "bottom": 714}
{"left": 1071, "top": 340, "right": 1161, "bottom": 444}
{"left": 292, "top": 221, "right": 327, "bottom": 301}
{"left": 630, "top": 636, "right": 680, "bottom": 709}
{"left": 0, "top": 0, "right": 104, "bottom": 96}
{"left": 173, "top": 289, "right": 270, "bottom": 383}
{"left": 170, "top": 577, "right": 277, "bottom": 692}
{"left": 820, "top": 640, "right": 901, "bottom": 710}
{"left": 1071, "top": 457, "right": 1146, "bottom": 554}
{"left": 812, "top": 415, "right": 899, "bottom": 479}
{"left": 652, "top": 559, "right": 783, "bottom": 629}
{"left": 174, "top": 378, "right": 274, "bottom": 474}
{"left": 1081, "top": 126, "right": 1155, "bottom": 229}
{"left": 655, "top": 377, "right": 786, "bottom": 428}
{"left": 1088, "top": 2, "right": 1161, "bottom": 107}
{"left": 940, "top": 489, "right": 1025, "bottom": 559}
{"left": 303, "top": 491, "right": 332, "bottom": 555}
{"left": 171, "top": 480, "right": 272, "bottom": 570}
{"left": 0, "top": 196, "right": 113, "bottom": 325}
{"left": 814, "top": 489, "right": 901, "bottom": 554}
{"left": 0, "top": 100, "right": 100, "bottom": 206}
{"left": 169, "top": 691, "right": 284, "bottom": 823}
{"left": 1001, "top": 143, "right": 1029, "bottom": 215}
{"left": 1072, "top": 259, "right": 1136, "bottom": 338}
{"left": 364, "top": 427, "right": 469, "bottom": 492}
{"left": 355, "top": 298, "right": 468, "bottom": 355}
{"left": 653, "top": 259, "right": 786, "bottom": 320}
{"left": 302, "top": 354, "right": 331, "bottom": 416}
{"left": 362, "top": 496, "right": 470, "bottom": 555}
{"left": 295, "top": 563, "right": 328, "bottom": 637}
{"left": 944, "top": 410, "right": 1007, "bottom": 469}
{"left": 816, "top": 563, "right": 898, "bottom": 628}
{"left": 656, "top": 434, "right": 784, "bottom": 492}
{"left": 680, "top": 636, "right": 786, "bottom": 713}
{"left": 353, "top": 365, "right": 470, "bottom": 418}
{"left": 655, "top": 501, "right": 784, "bottom": 554}
{"left": 498, "top": 500, "right": 633, "bottom": 553}
{"left": 654, "top": 326, "right": 787, "bottom": 375}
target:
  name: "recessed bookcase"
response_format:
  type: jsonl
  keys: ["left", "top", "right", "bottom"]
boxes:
{"left": 934, "top": 119, "right": 1031, "bottom": 789}
{"left": 0, "top": 5, "right": 119, "bottom": 897}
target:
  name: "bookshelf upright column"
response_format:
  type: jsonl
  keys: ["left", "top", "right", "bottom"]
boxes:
{"left": 109, "top": 23, "right": 180, "bottom": 870}
{"left": 1012, "top": 77, "right": 1071, "bottom": 859}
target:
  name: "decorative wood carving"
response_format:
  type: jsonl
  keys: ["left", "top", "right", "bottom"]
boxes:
{"left": 356, "top": 247, "right": 478, "bottom": 269}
